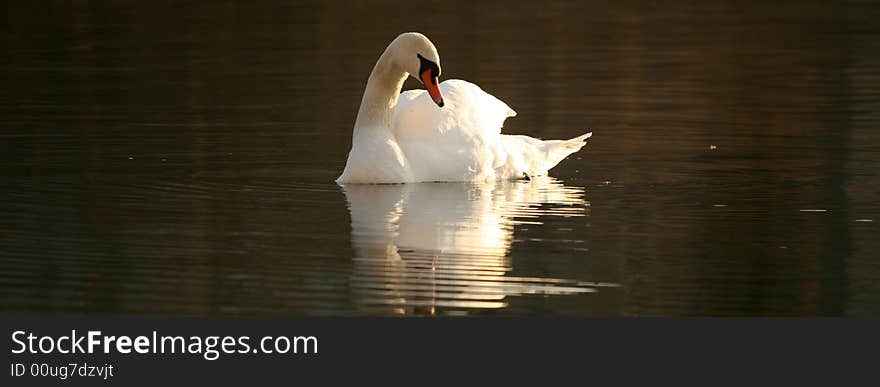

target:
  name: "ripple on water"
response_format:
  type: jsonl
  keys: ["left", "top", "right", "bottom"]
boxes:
{"left": 342, "top": 178, "right": 614, "bottom": 315}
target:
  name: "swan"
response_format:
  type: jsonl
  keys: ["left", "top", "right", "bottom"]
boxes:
{"left": 336, "top": 32, "right": 592, "bottom": 184}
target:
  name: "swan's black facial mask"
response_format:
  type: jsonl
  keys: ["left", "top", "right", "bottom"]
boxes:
{"left": 417, "top": 53, "right": 444, "bottom": 107}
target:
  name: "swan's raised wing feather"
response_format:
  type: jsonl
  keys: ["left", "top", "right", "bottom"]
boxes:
{"left": 393, "top": 79, "right": 514, "bottom": 141}
{"left": 392, "top": 80, "right": 516, "bottom": 181}
{"left": 390, "top": 79, "right": 589, "bottom": 182}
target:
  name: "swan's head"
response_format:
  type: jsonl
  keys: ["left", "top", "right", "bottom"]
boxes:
{"left": 392, "top": 32, "right": 444, "bottom": 107}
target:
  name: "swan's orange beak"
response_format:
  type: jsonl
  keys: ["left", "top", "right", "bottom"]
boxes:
{"left": 421, "top": 69, "right": 444, "bottom": 107}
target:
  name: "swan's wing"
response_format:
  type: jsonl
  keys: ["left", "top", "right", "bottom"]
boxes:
{"left": 393, "top": 79, "right": 515, "bottom": 141}
{"left": 392, "top": 79, "right": 516, "bottom": 181}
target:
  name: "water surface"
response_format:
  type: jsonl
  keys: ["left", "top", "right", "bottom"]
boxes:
{"left": 1, "top": 1, "right": 879, "bottom": 315}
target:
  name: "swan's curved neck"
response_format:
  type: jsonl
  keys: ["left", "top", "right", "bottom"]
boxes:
{"left": 353, "top": 47, "right": 408, "bottom": 137}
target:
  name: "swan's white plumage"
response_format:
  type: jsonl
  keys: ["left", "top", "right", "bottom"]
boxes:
{"left": 336, "top": 33, "right": 591, "bottom": 184}
{"left": 389, "top": 79, "right": 590, "bottom": 182}
{"left": 392, "top": 80, "right": 515, "bottom": 182}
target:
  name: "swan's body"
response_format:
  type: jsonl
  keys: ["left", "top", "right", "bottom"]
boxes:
{"left": 337, "top": 33, "right": 591, "bottom": 184}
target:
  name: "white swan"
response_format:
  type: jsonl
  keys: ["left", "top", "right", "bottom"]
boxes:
{"left": 337, "top": 32, "right": 592, "bottom": 184}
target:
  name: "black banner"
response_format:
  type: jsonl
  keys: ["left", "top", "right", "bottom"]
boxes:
{"left": 1, "top": 317, "right": 877, "bottom": 385}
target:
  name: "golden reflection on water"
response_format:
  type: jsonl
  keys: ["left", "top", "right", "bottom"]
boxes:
{"left": 342, "top": 177, "right": 614, "bottom": 315}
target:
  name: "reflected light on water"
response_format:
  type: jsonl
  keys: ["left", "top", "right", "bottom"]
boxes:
{"left": 342, "top": 177, "right": 615, "bottom": 315}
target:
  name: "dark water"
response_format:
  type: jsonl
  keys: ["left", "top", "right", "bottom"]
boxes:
{"left": 1, "top": 1, "right": 879, "bottom": 316}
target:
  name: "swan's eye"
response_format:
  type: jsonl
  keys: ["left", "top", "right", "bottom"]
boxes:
{"left": 417, "top": 53, "right": 440, "bottom": 79}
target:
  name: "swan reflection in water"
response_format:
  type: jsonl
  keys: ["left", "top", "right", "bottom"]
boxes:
{"left": 341, "top": 177, "right": 610, "bottom": 315}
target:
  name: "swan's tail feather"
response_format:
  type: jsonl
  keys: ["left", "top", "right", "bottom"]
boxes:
{"left": 497, "top": 131, "right": 591, "bottom": 179}
{"left": 564, "top": 132, "right": 593, "bottom": 149}
{"left": 540, "top": 131, "right": 592, "bottom": 173}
